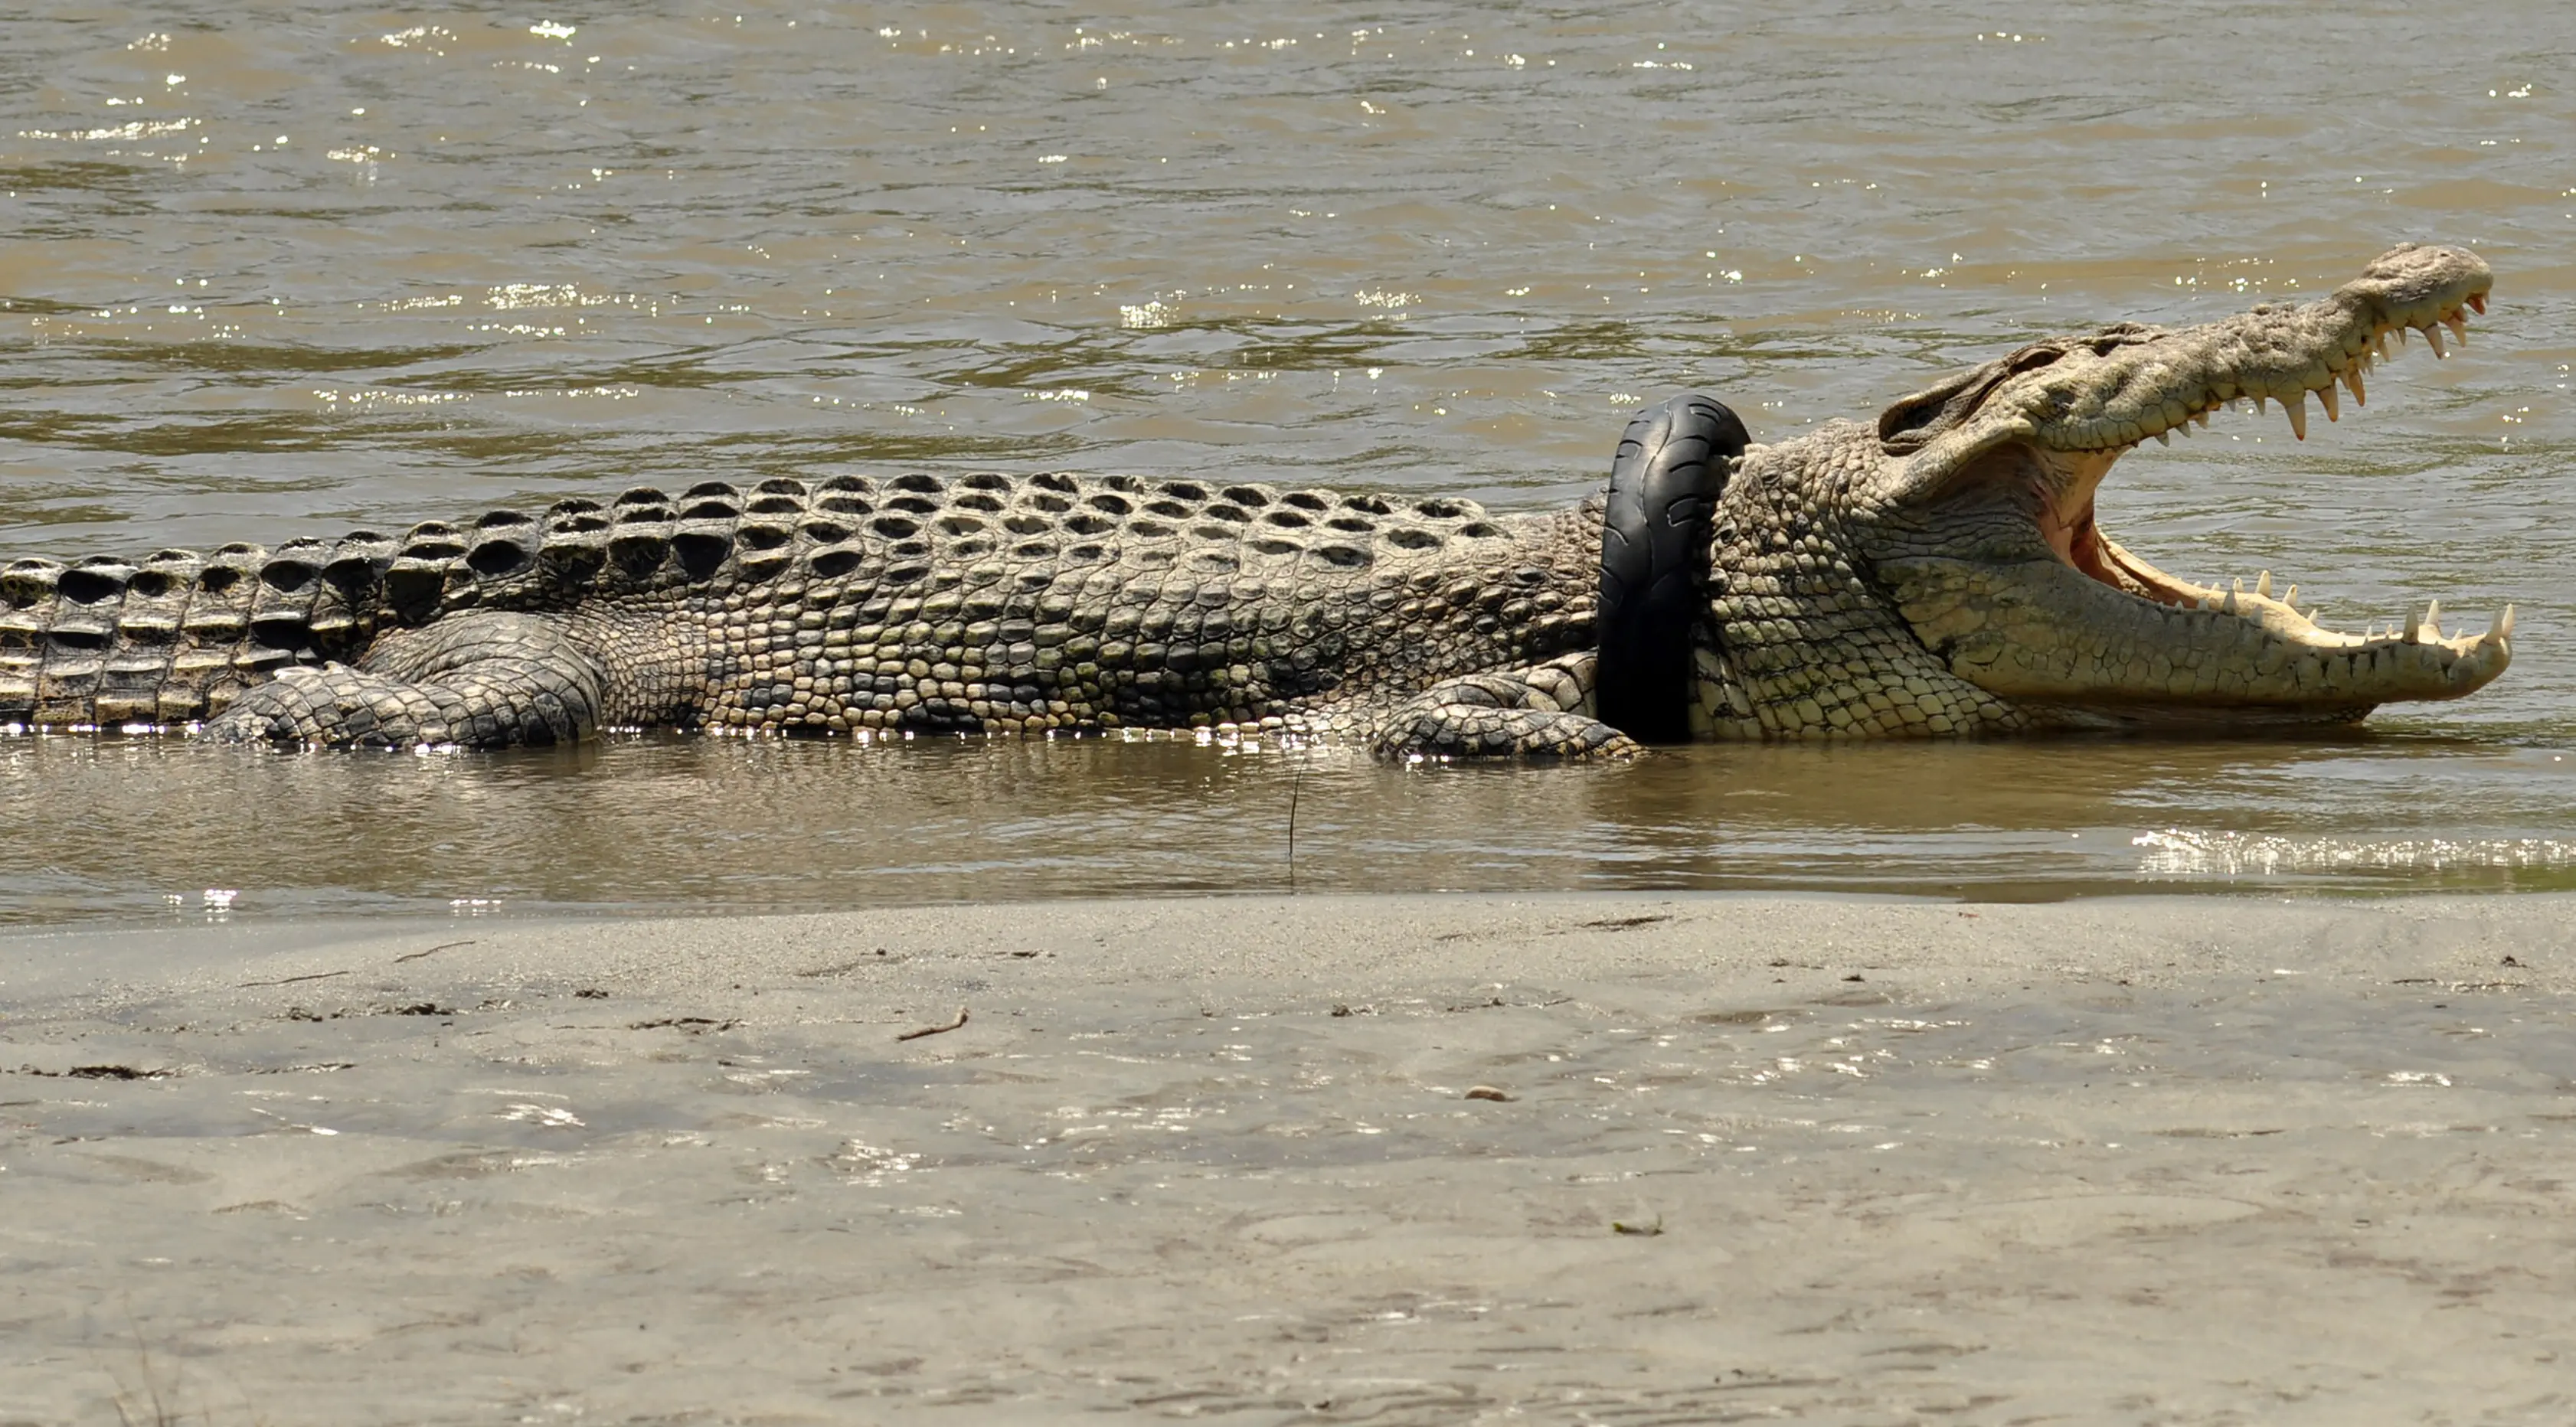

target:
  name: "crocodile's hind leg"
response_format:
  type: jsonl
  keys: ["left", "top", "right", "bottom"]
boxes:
{"left": 1366, "top": 652, "right": 1639, "bottom": 760}
{"left": 204, "top": 611, "right": 607, "bottom": 749}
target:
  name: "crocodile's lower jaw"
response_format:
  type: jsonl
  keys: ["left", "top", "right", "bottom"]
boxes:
{"left": 2039, "top": 465, "right": 2514, "bottom": 719}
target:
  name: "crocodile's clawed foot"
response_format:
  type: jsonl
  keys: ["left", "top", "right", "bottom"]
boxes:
{"left": 1366, "top": 654, "right": 1640, "bottom": 761}
{"left": 202, "top": 612, "right": 605, "bottom": 749}
{"left": 204, "top": 665, "right": 444, "bottom": 747}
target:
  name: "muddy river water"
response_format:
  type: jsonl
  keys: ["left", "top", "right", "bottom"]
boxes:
{"left": 2, "top": 2, "right": 2574, "bottom": 916}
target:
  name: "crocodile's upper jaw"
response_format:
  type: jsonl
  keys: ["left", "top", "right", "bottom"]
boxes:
{"left": 1865, "top": 243, "right": 2510, "bottom": 728}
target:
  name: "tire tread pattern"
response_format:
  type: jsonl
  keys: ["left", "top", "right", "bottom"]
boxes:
{"left": 1595, "top": 393, "right": 1750, "bottom": 743}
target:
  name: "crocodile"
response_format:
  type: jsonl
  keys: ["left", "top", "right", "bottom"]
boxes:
{"left": 0, "top": 242, "right": 2511, "bottom": 756}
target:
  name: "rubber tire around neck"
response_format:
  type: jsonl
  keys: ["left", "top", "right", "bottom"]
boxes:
{"left": 1594, "top": 393, "right": 1749, "bottom": 744}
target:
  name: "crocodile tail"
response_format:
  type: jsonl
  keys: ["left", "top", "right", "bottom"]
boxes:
{"left": 1595, "top": 393, "right": 1748, "bottom": 743}
{"left": 0, "top": 529, "right": 407, "bottom": 729}
{"left": 0, "top": 473, "right": 866, "bottom": 730}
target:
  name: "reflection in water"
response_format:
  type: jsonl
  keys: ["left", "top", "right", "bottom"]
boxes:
{"left": 0, "top": 4, "right": 2571, "bottom": 918}
{"left": 4, "top": 733, "right": 2572, "bottom": 924}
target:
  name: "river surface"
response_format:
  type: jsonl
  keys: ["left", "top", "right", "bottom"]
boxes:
{"left": 2, "top": 2, "right": 2574, "bottom": 919}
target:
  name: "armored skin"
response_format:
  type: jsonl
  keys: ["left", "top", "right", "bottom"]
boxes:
{"left": 0, "top": 243, "right": 2511, "bottom": 756}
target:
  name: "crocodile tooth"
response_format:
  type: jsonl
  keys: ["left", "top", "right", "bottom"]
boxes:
{"left": 2223, "top": 581, "right": 2240, "bottom": 616}
{"left": 2283, "top": 583, "right": 2297, "bottom": 606}
{"left": 2343, "top": 364, "right": 2365, "bottom": 406}
{"left": 2443, "top": 312, "right": 2469, "bottom": 345}
{"left": 2424, "top": 323, "right": 2446, "bottom": 358}
{"left": 2154, "top": 429, "right": 2170, "bottom": 446}
{"left": 2403, "top": 606, "right": 2423, "bottom": 643}
{"left": 2316, "top": 381, "right": 2338, "bottom": 421}
{"left": 2469, "top": 292, "right": 2487, "bottom": 315}
{"left": 2256, "top": 570, "right": 2272, "bottom": 599}
{"left": 2424, "top": 597, "right": 2440, "bottom": 640}
{"left": 2283, "top": 390, "right": 2307, "bottom": 440}
{"left": 2491, "top": 604, "right": 2515, "bottom": 641}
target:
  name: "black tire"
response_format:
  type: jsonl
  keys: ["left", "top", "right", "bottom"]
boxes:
{"left": 1595, "top": 393, "right": 1748, "bottom": 744}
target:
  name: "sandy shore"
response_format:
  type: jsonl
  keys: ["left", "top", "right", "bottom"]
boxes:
{"left": 5, "top": 893, "right": 2574, "bottom": 1424}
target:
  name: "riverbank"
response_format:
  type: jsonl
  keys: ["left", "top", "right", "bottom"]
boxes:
{"left": 5, "top": 894, "right": 2573, "bottom": 1423}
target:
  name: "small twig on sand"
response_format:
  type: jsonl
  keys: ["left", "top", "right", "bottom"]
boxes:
{"left": 895, "top": 1006, "right": 970, "bottom": 1042}
{"left": 1286, "top": 748, "right": 1304, "bottom": 893}
{"left": 394, "top": 939, "right": 477, "bottom": 964}
{"left": 236, "top": 969, "right": 349, "bottom": 989}
{"left": 110, "top": 1305, "right": 174, "bottom": 1427}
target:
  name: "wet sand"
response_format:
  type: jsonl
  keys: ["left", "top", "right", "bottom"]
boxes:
{"left": 5, "top": 893, "right": 2574, "bottom": 1425}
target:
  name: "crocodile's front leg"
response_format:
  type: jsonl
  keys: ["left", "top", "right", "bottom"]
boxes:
{"left": 1365, "top": 651, "right": 1638, "bottom": 759}
{"left": 204, "top": 612, "right": 607, "bottom": 749}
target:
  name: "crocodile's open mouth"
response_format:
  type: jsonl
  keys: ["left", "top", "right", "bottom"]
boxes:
{"left": 2037, "top": 294, "right": 2510, "bottom": 671}
{"left": 1878, "top": 243, "right": 2512, "bottom": 723}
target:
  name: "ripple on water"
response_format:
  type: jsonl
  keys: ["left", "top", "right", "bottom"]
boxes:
{"left": 2131, "top": 830, "right": 2576, "bottom": 881}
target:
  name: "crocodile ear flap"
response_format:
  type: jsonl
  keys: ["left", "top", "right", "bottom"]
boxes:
{"left": 1877, "top": 342, "right": 2069, "bottom": 452}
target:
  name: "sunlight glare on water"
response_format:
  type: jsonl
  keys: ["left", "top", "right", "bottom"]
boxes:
{"left": 1, "top": 2, "right": 2571, "bottom": 918}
